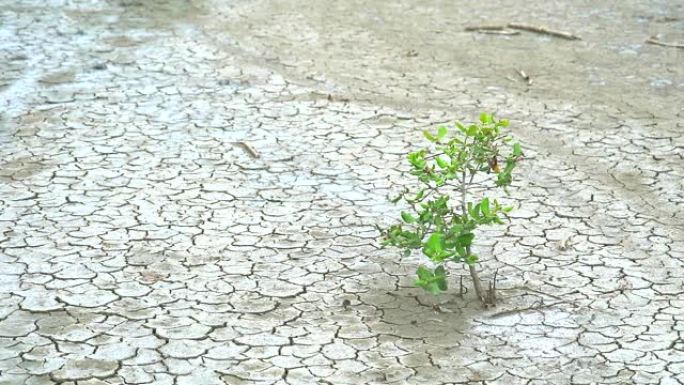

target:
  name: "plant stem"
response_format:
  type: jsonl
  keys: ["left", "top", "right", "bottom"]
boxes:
{"left": 460, "top": 152, "right": 485, "bottom": 304}
{"left": 468, "top": 262, "right": 485, "bottom": 303}
{"left": 461, "top": 169, "right": 467, "bottom": 215}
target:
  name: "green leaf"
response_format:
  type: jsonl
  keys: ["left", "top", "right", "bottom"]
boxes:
{"left": 466, "top": 125, "right": 478, "bottom": 136}
{"left": 456, "top": 233, "right": 475, "bottom": 248}
{"left": 435, "top": 156, "right": 448, "bottom": 169}
{"left": 500, "top": 119, "right": 510, "bottom": 127}
{"left": 401, "top": 212, "right": 415, "bottom": 223}
{"left": 496, "top": 170, "right": 512, "bottom": 187}
{"left": 423, "top": 281, "right": 442, "bottom": 295}
{"left": 437, "top": 126, "right": 447, "bottom": 140}
{"left": 513, "top": 143, "right": 523, "bottom": 157}
{"left": 456, "top": 121, "right": 466, "bottom": 132}
{"left": 449, "top": 223, "right": 464, "bottom": 233}
{"left": 455, "top": 245, "right": 466, "bottom": 258}
{"left": 481, "top": 197, "right": 490, "bottom": 216}
{"left": 402, "top": 249, "right": 411, "bottom": 257}
{"left": 408, "top": 151, "right": 427, "bottom": 170}
{"left": 468, "top": 203, "right": 481, "bottom": 220}
{"left": 423, "top": 233, "right": 444, "bottom": 257}
{"left": 437, "top": 277, "right": 447, "bottom": 291}
{"left": 419, "top": 210, "right": 432, "bottom": 223}
{"left": 415, "top": 265, "right": 447, "bottom": 294}
{"left": 416, "top": 266, "right": 432, "bottom": 281}
{"left": 504, "top": 158, "right": 516, "bottom": 173}
{"left": 434, "top": 265, "right": 448, "bottom": 291}
{"left": 423, "top": 130, "right": 436, "bottom": 142}
{"left": 465, "top": 254, "right": 478, "bottom": 265}
{"left": 480, "top": 112, "right": 489, "bottom": 123}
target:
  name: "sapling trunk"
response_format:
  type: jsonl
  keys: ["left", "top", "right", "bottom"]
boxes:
{"left": 462, "top": 172, "right": 485, "bottom": 303}
{"left": 468, "top": 262, "right": 485, "bottom": 303}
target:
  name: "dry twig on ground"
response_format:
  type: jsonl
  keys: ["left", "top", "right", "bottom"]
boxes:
{"left": 507, "top": 23, "right": 581, "bottom": 40}
{"left": 233, "top": 141, "right": 260, "bottom": 158}
{"left": 465, "top": 25, "right": 520, "bottom": 35}
{"left": 646, "top": 37, "right": 684, "bottom": 49}
{"left": 465, "top": 25, "right": 506, "bottom": 32}
{"left": 516, "top": 69, "right": 533, "bottom": 85}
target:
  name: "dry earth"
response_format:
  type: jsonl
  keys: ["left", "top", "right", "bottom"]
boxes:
{"left": 0, "top": 0, "right": 683, "bottom": 384}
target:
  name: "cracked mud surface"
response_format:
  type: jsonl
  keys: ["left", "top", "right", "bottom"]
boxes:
{"left": 0, "top": 0, "right": 683, "bottom": 384}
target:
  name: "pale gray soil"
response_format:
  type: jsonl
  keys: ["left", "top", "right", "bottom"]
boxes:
{"left": 0, "top": 0, "right": 683, "bottom": 384}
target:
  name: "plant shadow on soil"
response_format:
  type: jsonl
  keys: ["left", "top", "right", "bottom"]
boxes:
{"left": 355, "top": 284, "right": 485, "bottom": 341}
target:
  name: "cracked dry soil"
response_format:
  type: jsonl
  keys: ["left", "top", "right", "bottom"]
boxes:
{"left": 0, "top": 0, "right": 683, "bottom": 384}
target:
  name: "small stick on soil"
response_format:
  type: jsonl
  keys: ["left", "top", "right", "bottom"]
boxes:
{"left": 234, "top": 141, "right": 260, "bottom": 158}
{"left": 480, "top": 30, "right": 520, "bottom": 36}
{"left": 645, "top": 37, "right": 684, "bottom": 49}
{"left": 507, "top": 23, "right": 581, "bottom": 40}
{"left": 465, "top": 25, "right": 520, "bottom": 36}
{"left": 483, "top": 269, "right": 498, "bottom": 307}
{"left": 516, "top": 69, "right": 533, "bottom": 85}
{"left": 465, "top": 25, "right": 507, "bottom": 31}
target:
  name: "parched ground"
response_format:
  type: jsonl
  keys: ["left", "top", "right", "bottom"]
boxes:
{"left": 0, "top": 0, "right": 683, "bottom": 384}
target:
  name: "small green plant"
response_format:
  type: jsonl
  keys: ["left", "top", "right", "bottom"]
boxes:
{"left": 381, "top": 112, "right": 522, "bottom": 304}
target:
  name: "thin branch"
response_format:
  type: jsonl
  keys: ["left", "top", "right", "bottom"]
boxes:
{"left": 646, "top": 37, "right": 684, "bottom": 49}
{"left": 232, "top": 141, "right": 260, "bottom": 158}
{"left": 461, "top": 169, "right": 468, "bottom": 216}
{"left": 516, "top": 69, "right": 533, "bottom": 85}
{"left": 464, "top": 25, "right": 520, "bottom": 36}
{"left": 424, "top": 152, "right": 446, "bottom": 160}
{"left": 507, "top": 23, "right": 581, "bottom": 40}
{"left": 464, "top": 25, "right": 507, "bottom": 32}
{"left": 408, "top": 185, "right": 440, "bottom": 206}
{"left": 477, "top": 30, "right": 520, "bottom": 36}
{"left": 459, "top": 136, "right": 469, "bottom": 216}
{"left": 465, "top": 169, "right": 477, "bottom": 193}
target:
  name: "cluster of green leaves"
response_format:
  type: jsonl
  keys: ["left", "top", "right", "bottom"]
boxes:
{"left": 382, "top": 113, "right": 522, "bottom": 294}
